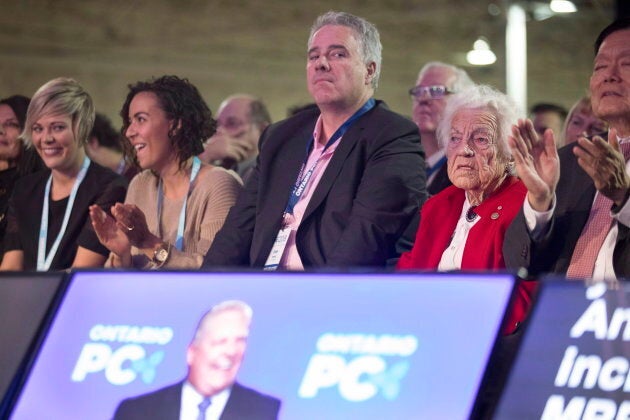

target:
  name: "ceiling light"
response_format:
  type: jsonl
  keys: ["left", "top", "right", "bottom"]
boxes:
{"left": 466, "top": 37, "right": 497, "bottom": 66}
{"left": 550, "top": 0, "right": 577, "bottom": 13}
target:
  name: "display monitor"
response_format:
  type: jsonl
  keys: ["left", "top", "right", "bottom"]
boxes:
{"left": 8, "top": 271, "right": 516, "bottom": 419}
{"left": 0, "top": 272, "right": 66, "bottom": 413}
{"left": 493, "top": 279, "right": 630, "bottom": 419}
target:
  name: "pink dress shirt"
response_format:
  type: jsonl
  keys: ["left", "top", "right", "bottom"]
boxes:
{"left": 279, "top": 116, "right": 340, "bottom": 270}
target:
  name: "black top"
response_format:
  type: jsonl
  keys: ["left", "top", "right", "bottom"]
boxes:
{"left": 0, "top": 167, "right": 19, "bottom": 238}
{"left": 0, "top": 148, "right": 45, "bottom": 257}
{"left": 3, "top": 161, "right": 128, "bottom": 270}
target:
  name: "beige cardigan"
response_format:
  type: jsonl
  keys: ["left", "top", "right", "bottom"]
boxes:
{"left": 107, "top": 165, "right": 242, "bottom": 269}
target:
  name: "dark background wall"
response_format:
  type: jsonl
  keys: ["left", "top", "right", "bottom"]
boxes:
{"left": 0, "top": 0, "right": 615, "bottom": 125}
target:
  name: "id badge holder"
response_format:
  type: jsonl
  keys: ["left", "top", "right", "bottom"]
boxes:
{"left": 263, "top": 226, "right": 292, "bottom": 271}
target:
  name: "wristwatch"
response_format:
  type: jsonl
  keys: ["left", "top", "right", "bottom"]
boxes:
{"left": 152, "top": 242, "right": 170, "bottom": 268}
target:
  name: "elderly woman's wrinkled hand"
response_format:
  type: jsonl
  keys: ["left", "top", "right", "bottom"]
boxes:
{"left": 508, "top": 118, "right": 560, "bottom": 212}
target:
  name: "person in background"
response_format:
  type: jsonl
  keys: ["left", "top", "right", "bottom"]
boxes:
{"left": 529, "top": 102, "right": 567, "bottom": 147}
{"left": 562, "top": 96, "right": 608, "bottom": 145}
{"left": 505, "top": 18, "right": 630, "bottom": 281}
{"left": 1, "top": 78, "right": 127, "bottom": 271}
{"left": 113, "top": 300, "right": 281, "bottom": 420}
{"left": 198, "top": 94, "right": 271, "bottom": 182}
{"left": 410, "top": 62, "right": 474, "bottom": 195}
{"left": 202, "top": 11, "right": 426, "bottom": 269}
{"left": 397, "top": 84, "right": 536, "bottom": 335}
{"left": 86, "top": 112, "right": 137, "bottom": 182}
{"left": 0, "top": 95, "right": 45, "bottom": 258}
{"left": 397, "top": 62, "right": 474, "bottom": 256}
{"left": 90, "top": 75, "right": 241, "bottom": 269}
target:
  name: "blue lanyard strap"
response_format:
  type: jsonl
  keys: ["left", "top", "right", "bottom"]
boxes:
{"left": 37, "top": 156, "right": 91, "bottom": 271}
{"left": 284, "top": 98, "right": 376, "bottom": 215}
{"left": 157, "top": 156, "right": 201, "bottom": 251}
{"left": 426, "top": 155, "right": 447, "bottom": 178}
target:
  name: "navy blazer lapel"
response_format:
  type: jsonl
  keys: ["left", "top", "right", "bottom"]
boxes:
{"left": 301, "top": 120, "right": 364, "bottom": 222}
{"left": 267, "top": 122, "right": 314, "bottom": 217}
{"left": 253, "top": 119, "right": 314, "bottom": 267}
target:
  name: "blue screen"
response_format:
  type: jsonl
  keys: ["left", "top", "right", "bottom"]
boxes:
{"left": 494, "top": 279, "right": 630, "bottom": 419}
{"left": 10, "top": 271, "right": 514, "bottom": 419}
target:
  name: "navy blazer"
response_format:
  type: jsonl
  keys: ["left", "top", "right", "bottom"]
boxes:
{"left": 503, "top": 143, "right": 630, "bottom": 278}
{"left": 202, "top": 100, "right": 427, "bottom": 268}
{"left": 113, "top": 381, "right": 281, "bottom": 420}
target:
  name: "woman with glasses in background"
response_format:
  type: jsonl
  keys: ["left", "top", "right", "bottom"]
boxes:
{"left": 397, "top": 84, "right": 536, "bottom": 336}
{"left": 0, "top": 95, "right": 45, "bottom": 258}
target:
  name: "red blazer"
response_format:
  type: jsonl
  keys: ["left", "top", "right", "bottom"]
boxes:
{"left": 397, "top": 177, "right": 536, "bottom": 334}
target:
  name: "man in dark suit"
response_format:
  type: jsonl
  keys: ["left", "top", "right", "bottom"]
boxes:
{"left": 114, "top": 301, "right": 280, "bottom": 420}
{"left": 202, "top": 11, "right": 426, "bottom": 270}
{"left": 504, "top": 18, "right": 630, "bottom": 280}
{"left": 409, "top": 62, "right": 474, "bottom": 196}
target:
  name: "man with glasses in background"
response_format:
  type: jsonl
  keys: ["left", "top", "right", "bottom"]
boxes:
{"left": 410, "top": 62, "right": 474, "bottom": 195}
{"left": 199, "top": 94, "right": 271, "bottom": 182}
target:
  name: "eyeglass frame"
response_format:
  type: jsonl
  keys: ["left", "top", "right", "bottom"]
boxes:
{"left": 408, "top": 85, "right": 455, "bottom": 100}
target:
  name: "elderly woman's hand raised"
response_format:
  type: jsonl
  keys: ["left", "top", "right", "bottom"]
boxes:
{"left": 508, "top": 119, "right": 560, "bottom": 212}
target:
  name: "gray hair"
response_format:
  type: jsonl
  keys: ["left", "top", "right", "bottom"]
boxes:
{"left": 22, "top": 77, "right": 95, "bottom": 148}
{"left": 437, "top": 84, "right": 523, "bottom": 162}
{"left": 192, "top": 300, "right": 253, "bottom": 342}
{"left": 308, "top": 11, "right": 382, "bottom": 89}
{"left": 417, "top": 61, "right": 475, "bottom": 93}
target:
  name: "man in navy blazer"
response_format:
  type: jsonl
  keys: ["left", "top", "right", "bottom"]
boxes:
{"left": 113, "top": 301, "right": 280, "bottom": 420}
{"left": 202, "top": 11, "right": 426, "bottom": 270}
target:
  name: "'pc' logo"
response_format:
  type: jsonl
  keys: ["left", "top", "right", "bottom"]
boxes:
{"left": 298, "top": 333, "right": 417, "bottom": 402}
{"left": 70, "top": 324, "right": 173, "bottom": 386}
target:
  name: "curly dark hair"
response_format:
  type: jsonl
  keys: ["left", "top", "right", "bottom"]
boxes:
{"left": 120, "top": 75, "right": 216, "bottom": 169}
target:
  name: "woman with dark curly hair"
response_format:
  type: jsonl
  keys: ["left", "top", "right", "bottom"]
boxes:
{"left": 90, "top": 75, "right": 242, "bottom": 269}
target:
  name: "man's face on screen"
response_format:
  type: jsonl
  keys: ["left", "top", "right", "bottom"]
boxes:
{"left": 186, "top": 309, "right": 250, "bottom": 396}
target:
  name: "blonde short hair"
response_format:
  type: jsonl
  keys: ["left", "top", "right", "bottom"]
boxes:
{"left": 22, "top": 77, "right": 95, "bottom": 148}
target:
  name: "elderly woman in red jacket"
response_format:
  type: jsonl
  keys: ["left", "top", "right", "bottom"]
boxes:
{"left": 397, "top": 84, "right": 536, "bottom": 335}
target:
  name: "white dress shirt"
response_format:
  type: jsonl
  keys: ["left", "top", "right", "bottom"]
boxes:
{"left": 438, "top": 195, "right": 480, "bottom": 271}
{"left": 523, "top": 136, "right": 630, "bottom": 281}
{"left": 180, "top": 381, "right": 231, "bottom": 420}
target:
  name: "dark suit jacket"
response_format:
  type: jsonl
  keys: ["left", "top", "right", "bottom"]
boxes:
{"left": 113, "top": 381, "right": 281, "bottom": 420}
{"left": 395, "top": 159, "right": 452, "bottom": 256}
{"left": 503, "top": 144, "right": 630, "bottom": 278}
{"left": 427, "top": 159, "right": 452, "bottom": 196}
{"left": 202, "top": 100, "right": 427, "bottom": 268}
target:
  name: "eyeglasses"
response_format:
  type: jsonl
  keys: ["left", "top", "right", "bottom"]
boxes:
{"left": 408, "top": 85, "right": 454, "bottom": 100}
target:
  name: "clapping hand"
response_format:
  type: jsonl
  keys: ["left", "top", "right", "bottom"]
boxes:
{"left": 508, "top": 119, "right": 560, "bottom": 211}
{"left": 573, "top": 128, "right": 629, "bottom": 206}
{"left": 89, "top": 204, "right": 131, "bottom": 258}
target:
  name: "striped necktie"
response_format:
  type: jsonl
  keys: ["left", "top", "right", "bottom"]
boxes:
{"left": 566, "top": 141, "right": 630, "bottom": 279}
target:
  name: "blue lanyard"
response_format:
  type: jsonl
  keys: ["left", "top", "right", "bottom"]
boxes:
{"left": 426, "top": 155, "right": 447, "bottom": 178}
{"left": 157, "top": 157, "right": 201, "bottom": 251}
{"left": 284, "top": 98, "right": 376, "bottom": 215}
{"left": 37, "top": 156, "right": 91, "bottom": 271}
